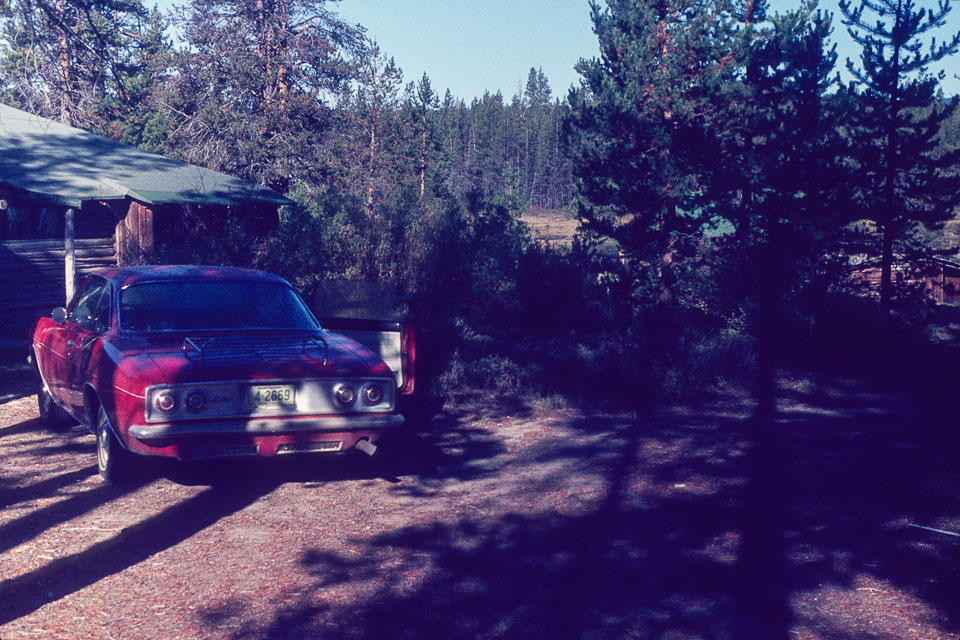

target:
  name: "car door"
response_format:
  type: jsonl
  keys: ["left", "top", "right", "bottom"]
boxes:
{"left": 35, "top": 312, "right": 74, "bottom": 409}
{"left": 58, "top": 277, "right": 112, "bottom": 415}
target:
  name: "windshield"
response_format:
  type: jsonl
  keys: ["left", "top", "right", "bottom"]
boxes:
{"left": 119, "top": 280, "right": 319, "bottom": 332}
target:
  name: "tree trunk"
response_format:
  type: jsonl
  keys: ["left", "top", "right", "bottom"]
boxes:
{"left": 366, "top": 119, "right": 376, "bottom": 211}
{"left": 658, "top": 248, "right": 675, "bottom": 308}
{"left": 420, "top": 113, "right": 427, "bottom": 199}
{"left": 658, "top": 204, "right": 676, "bottom": 309}
{"left": 57, "top": 0, "right": 71, "bottom": 125}
{"left": 879, "top": 37, "right": 902, "bottom": 317}
{"left": 879, "top": 221, "right": 894, "bottom": 316}
{"left": 365, "top": 58, "right": 379, "bottom": 214}
{"left": 276, "top": 0, "right": 289, "bottom": 108}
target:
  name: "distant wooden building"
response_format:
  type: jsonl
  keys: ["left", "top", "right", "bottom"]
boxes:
{"left": 0, "top": 103, "right": 291, "bottom": 330}
{"left": 920, "top": 256, "right": 960, "bottom": 305}
{"left": 846, "top": 254, "right": 960, "bottom": 305}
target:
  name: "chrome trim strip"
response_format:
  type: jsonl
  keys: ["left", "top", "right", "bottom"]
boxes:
{"left": 111, "top": 385, "right": 145, "bottom": 399}
{"left": 143, "top": 377, "right": 396, "bottom": 423}
{"left": 276, "top": 441, "right": 343, "bottom": 454}
{"left": 128, "top": 413, "right": 404, "bottom": 440}
{"left": 100, "top": 342, "right": 146, "bottom": 399}
{"left": 32, "top": 344, "right": 49, "bottom": 390}
{"left": 145, "top": 375, "right": 395, "bottom": 390}
{"left": 92, "top": 386, "right": 124, "bottom": 445}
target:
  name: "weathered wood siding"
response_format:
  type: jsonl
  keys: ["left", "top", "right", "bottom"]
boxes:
{"left": 117, "top": 202, "right": 154, "bottom": 265}
{"left": 921, "top": 260, "right": 960, "bottom": 305}
{"left": 0, "top": 238, "right": 117, "bottom": 331}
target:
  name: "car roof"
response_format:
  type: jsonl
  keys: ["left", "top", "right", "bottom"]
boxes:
{"left": 95, "top": 265, "right": 291, "bottom": 288}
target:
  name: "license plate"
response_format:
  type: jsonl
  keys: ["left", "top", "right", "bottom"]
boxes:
{"left": 246, "top": 384, "right": 295, "bottom": 408}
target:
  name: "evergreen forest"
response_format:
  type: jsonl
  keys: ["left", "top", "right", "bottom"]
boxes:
{"left": 2, "top": 0, "right": 960, "bottom": 402}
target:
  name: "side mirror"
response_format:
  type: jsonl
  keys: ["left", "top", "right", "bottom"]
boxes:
{"left": 51, "top": 307, "right": 67, "bottom": 323}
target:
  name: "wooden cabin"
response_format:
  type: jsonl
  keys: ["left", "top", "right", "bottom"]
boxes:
{"left": 920, "top": 256, "right": 960, "bottom": 305}
{"left": 0, "top": 104, "right": 291, "bottom": 331}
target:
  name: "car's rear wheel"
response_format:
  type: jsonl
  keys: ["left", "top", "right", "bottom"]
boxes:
{"left": 96, "top": 405, "right": 134, "bottom": 484}
{"left": 37, "top": 380, "right": 72, "bottom": 430}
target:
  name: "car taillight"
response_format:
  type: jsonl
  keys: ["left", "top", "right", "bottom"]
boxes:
{"left": 400, "top": 323, "right": 415, "bottom": 395}
{"left": 362, "top": 384, "right": 383, "bottom": 405}
{"left": 155, "top": 391, "right": 177, "bottom": 413}
{"left": 335, "top": 385, "right": 356, "bottom": 406}
{"left": 185, "top": 390, "right": 205, "bottom": 412}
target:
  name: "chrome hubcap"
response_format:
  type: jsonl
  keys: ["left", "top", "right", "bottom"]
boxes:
{"left": 97, "top": 420, "right": 109, "bottom": 470}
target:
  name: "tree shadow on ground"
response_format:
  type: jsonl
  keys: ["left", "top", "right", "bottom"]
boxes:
{"left": 204, "top": 367, "right": 960, "bottom": 640}
{"left": 0, "top": 479, "right": 277, "bottom": 625}
{"left": 0, "top": 415, "right": 284, "bottom": 624}
{"left": 0, "top": 394, "right": 510, "bottom": 627}
{"left": 0, "top": 379, "right": 33, "bottom": 404}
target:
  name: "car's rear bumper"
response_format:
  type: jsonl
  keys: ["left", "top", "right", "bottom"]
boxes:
{"left": 128, "top": 413, "right": 404, "bottom": 441}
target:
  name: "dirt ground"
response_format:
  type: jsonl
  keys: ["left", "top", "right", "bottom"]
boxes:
{"left": 1, "top": 370, "right": 960, "bottom": 640}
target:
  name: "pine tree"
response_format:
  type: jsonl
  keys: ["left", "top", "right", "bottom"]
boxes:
{"left": 438, "top": 90, "right": 472, "bottom": 201}
{"left": 164, "top": 0, "right": 363, "bottom": 191}
{"left": 779, "top": 10, "right": 848, "bottom": 329}
{"left": 714, "top": 4, "right": 842, "bottom": 252}
{"left": 839, "top": 0, "right": 960, "bottom": 313}
{"left": 404, "top": 73, "right": 440, "bottom": 200}
{"left": 522, "top": 67, "right": 555, "bottom": 208}
{"left": 0, "top": 0, "right": 151, "bottom": 125}
{"left": 718, "top": 4, "right": 845, "bottom": 334}
{"left": 566, "top": 0, "right": 735, "bottom": 309}
{"left": 335, "top": 40, "right": 405, "bottom": 216}
{"left": 467, "top": 91, "right": 513, "bottom": 209}
{"left": 94, "top": 7, "right": 174, "bottom": 150}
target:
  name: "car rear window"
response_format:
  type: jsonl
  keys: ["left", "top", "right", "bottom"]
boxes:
{"left": 119, "top": 281, "right": 319, "bottom": 332}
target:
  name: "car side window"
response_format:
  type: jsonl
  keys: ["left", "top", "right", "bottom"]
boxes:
{"left": 88, "top": 286, "right": 111, "bottom": 333}
{"left": 70, "top": 278, "right": 111, "bottom": 333}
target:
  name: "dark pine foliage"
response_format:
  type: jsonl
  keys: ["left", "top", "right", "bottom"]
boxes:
{"left": 839, "top": 0, "right": 960, "bottom": 314}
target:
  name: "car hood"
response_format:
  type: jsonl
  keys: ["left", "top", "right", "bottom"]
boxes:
{"left": 106, "top": 330, "right": 392, "bottom": 385}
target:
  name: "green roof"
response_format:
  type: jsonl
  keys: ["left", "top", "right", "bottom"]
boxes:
{"left": 0, "top": 103, "right": 292, "bottom": 208}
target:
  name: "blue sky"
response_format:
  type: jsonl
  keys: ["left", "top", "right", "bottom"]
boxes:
{"left": 333, "top": 0, "right": 960, "bottom": 100}
{"left": 334, "top": 0, "right": 598, "bottom": 101}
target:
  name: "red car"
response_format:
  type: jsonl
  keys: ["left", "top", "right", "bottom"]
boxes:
{"left": 31, "top": 265, "right": 403, "bottom": 482}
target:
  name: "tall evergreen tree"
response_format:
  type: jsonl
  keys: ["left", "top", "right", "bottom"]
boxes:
{"left": 467, "top": 91, "right": 513, "bottom": 208}
{"left": 522, "top": 67, "right": 555, "bottom": 207}
{"left": 164, "top": 0, "right": 363, "bottom": 191}
{"left": 714, "top": 3, "right": 841, "bottom": 263}
{"left": 778, "top": 10, "right": 848, "bottom": 329}
{"left": 93, "top": 7, "right": 174, "bottom": 150}
{"left": 839, "top": 0, "right": 960, "bottom": 313}
{"left": 0, "top": 0, "right": 151, "bottom": 125}
{"left": 566, "top": 0, "right": 735, "bottom": 309}
{"left": 714, "top": 3, "right": 847, "bottom": 346}
{"left": 333, "top": 39, "right": 404, "bottom": 215}
{"left": 438, "top": 90, "right": 473, "bottom": 201}
{"left": 404, "top": 73, "right": 440, "bottom": 200}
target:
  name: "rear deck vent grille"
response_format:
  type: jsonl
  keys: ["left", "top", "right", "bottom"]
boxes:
{"left": 183, "top": 336, "right": 328, "bottom": 368}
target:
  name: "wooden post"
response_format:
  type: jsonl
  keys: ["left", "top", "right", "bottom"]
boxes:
{"left": 139, "top": 205, "right": 154, "bottom": 258}
{"left": 65, "top": 207, "right": 75, "bottom": 305}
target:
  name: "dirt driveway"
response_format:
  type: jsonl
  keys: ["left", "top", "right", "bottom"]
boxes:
{"left": 1, "top": 374, "right": 959, "bottom": 640}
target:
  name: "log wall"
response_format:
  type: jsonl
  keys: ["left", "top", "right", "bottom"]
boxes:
{"left": 0, "top": 237, "right": 117, "bottom": 332}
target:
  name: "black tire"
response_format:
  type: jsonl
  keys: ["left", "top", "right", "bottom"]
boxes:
{"left": 96, "top": 405, "right": 135, "bottom": 484}
{"left": 37, "top": 380, "right": 73, "bottom": 431}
